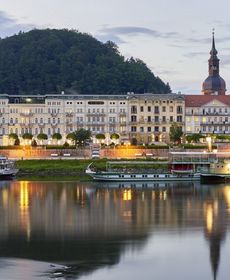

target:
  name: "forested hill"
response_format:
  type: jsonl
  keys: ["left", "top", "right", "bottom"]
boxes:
{"left": 0, "top": 29, "right": 171, "bottom": 95}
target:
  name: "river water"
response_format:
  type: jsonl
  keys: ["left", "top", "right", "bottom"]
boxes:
{"left": 0, "top": 180, "right": 229, "bottom": 279}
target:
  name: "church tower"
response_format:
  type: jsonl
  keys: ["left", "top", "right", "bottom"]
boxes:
{"left": 202, "top": 32, "right": 226, "bottom": 95}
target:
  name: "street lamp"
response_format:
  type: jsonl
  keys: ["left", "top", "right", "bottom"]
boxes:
{"left": 206, "top": 136, "right": 212, "bottom": 152}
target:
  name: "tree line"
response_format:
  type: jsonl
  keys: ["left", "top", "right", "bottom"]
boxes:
{"left": 0, "top": 29, "right": 171, "bottom": 95}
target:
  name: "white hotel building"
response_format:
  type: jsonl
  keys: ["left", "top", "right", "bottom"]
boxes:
{"left": 0, "top": 93, "right": 184, "bottom": 145}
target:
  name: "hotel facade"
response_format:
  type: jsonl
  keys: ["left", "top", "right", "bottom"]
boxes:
{"left": 0, "top": 93, "right": 184, "bottom": 145}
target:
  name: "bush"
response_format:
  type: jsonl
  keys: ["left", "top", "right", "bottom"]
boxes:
{"left": 46, "top": 145, "right": 77, "bottom": 149}
{"left": 63, "top": 142, "right": 70, "bottom": 148}
{"left": 131, "top": 138, "right": 137, "bottom": 146}
{"left": 31, "top": 139, "right": 37, "bottom": 147}
{"left": 183, "top": 144, "right": 217, "bottom": 149}
{"left": 14, "top": 138, "right": 20, "bottom": 146}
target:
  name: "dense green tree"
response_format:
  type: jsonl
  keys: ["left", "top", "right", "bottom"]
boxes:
{"left": 37, "top": 133, "right": 48, "bottom": 140}
{"left": 0, "top": 29, "right": 171, "bottom": 95}
{"left": 75, "top": 129, "right": 91, "bottom": 146}
{"left": 9, "top": 133, "right": 18, "bottom": 145}
{"left": 96, "top": 133, "right": 105, "bottom": 140}
{"left": 22, "top": 133, "right": 33, "bottom": 140}
{"left": 186, "top": 134, "right": 204, "bottom": 143}
{"left": 37, "top": 133, "right": 48, "bottom": 145}
{"left": 66, "top": 132, "right": 76, "bottom": 144}
{"left": 110, "top": 133, "right": 120, "bottom": 140}
{"left": 170, "top": 123, "right": 183, "bottom": 144}
{"left": 52, "top": 133, "right": 62, "bottom": 141}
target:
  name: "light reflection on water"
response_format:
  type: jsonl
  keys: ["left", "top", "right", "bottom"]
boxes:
{"left": 0, "top": 181, "right": 229, "bottom": 279}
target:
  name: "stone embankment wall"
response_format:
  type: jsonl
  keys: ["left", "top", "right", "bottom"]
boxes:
{"left": 0, "top": 148, "right": 206, "bottom": 160}
{"left": 0, "top": 148, "right": 91, "bottom": 159}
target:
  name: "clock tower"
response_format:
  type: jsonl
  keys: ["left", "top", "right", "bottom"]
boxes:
{"left": 202, "top": 32, "right": 226, "bottom": 95}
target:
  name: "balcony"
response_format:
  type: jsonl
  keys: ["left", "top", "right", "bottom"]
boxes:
{"left": 20, "top": 123, "right": 33, "bottom": 128}
{"left": 66, "top": 112, "right": 74, "bottom": 117}
{"left": 86, "top": 112, "right": 106, "bottom": 116}
{"left": 51, "top": 123, "right": 58, "bottom": 127}
{"left": 66, "top": 121, "right": 73, "bottom": 126}
{"left": 51, "top": 112, "right": 58, "bottom": 117}
{"left": 38, "top": 123, "right": 45, "bottom": 128}
{"left": 20, "top": 112, "right": 33, "bottom": 117}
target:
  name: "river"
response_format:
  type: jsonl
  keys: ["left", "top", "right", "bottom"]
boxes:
{"left": 0, "top": 180, "right": 229, "bottom": 279}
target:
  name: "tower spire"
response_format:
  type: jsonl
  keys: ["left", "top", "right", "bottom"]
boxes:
{"left": 210, "top": 29, "right": 217, "bottom": 56}
{"left": 202, "top": 30, "right": 226, "bottom": 95}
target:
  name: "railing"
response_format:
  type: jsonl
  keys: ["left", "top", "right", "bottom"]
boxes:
{"left": 86, "top": 112, "right": 106, "bottom": 116}
{"left": 66, "top": 112, "right": 74, "bottom": 117}
{"left": 20, "top": 112, "right": 33, "bottom": 117}
{"left": 50, "top": 112, "right": 58, "bottom": 117}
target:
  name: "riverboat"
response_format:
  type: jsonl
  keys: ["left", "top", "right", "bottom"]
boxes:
{"left": 85, "top": 161, "right": 200, "bottom": 182}
{"left": 200, "top": 153, "right": 230, "bottom": 183}
{"left": 0, "top": 156, "right": 18, "bottom": 178}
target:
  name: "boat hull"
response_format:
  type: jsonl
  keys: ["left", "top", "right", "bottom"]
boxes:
{"left": 90, "top": 173, "right": 200, "bottom": 182}
{"left": 201, "top": 173, "right": 230, "bottom": 183}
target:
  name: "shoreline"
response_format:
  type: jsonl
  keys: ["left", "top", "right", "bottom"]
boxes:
{"left": 15, "top": 158, "right": 168, "bottom": 181}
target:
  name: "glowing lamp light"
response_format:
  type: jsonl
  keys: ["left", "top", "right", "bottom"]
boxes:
{"left": 206, "top": 136, "right": 212, "bottom": 152}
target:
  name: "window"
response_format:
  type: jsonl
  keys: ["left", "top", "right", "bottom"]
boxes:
{"left": 131, "top": 126, "right": 136, "bottom": 132}
{"left": 162, "top": 127, "right": 166, "bottom": 132}
{"left": 140, "top": 127, "right": 144, "bottom": 132}
{"left": 131, "top": 115, "right": 137, "bottom": 122}
{"left": 154, "top": 126, "right": 159, "bottom": 132}
{"left": 177, "top": 106, "right": 183, "bottom": 114}
{"left": 177, "top": 116, "right": 183, "bottom": 122}
{"left": 140, "top": 106, "right": 144, "bottom": 112}
{"left": 154, "top": 106, "right": 159, "bottom": 114}
{"left": 155, "top": 116, "right": 159, "bottom": 122}
{"left": 147, "top": 127, "right": 151, "bottom": 132}
{"left": 88, "top": 101, "right": 104, "bottom": 105}
{"left": 147, "top": 116, "right": 151, "bottom": 122}
{"left": 131, "top": 106, "right": 137, "bottom": 114}
{"left": 148, "top": 106, "right": 151, "bottom": 112}
{"left": 170, "top": 106, "right": 173, "bottom": 112}
{"left": 162, "top": 116, "right": 166, "bottom": 122}
{"left": 162, "top": 106, "right": 166, "bottom": 112}
{"left": 170, "top": 116, "right": 173, "bottom": 122}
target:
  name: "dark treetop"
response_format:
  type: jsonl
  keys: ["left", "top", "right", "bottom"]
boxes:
{"left": 0, "top": 29, "right": 171, "bottom": 95}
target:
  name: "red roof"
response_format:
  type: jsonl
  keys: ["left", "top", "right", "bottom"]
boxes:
{"left": 185, "top": 95, "right": 230, "bottom": 107}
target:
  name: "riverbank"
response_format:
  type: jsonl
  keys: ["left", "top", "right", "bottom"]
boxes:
{"left": 15, "top": 159, "right": 168, "bottom": 181}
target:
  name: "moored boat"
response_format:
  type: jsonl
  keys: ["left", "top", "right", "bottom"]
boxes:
{"left": 85, "top": 161, "right": 200, "bottom": 182}
{"left": 0, "top": 156, "right": 18, "bottom": 179}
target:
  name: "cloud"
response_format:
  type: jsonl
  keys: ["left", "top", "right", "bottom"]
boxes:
{"left": 156, "top": 69, "right": 179, "bottom": 75}
{"left": 0, "top": 10, "right": 37, "bottom": 38}
{"left": 167, "top": 43, "right": 185, "bottom": 49}
{"left": 96, "top": 25, "right": 179, "bottom": 43}
{"left": 184, "top": 51, "right": 207, "bottom": 58}
{"left": 219, "top": 55, "right": 230, "bottom": 66}
{"left": 185, "top": 35, "right": 230, "bottom": 44}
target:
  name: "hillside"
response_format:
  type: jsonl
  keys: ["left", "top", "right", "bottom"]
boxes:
{"left": 0, "top": 29, "right": 171, "bottom": 95}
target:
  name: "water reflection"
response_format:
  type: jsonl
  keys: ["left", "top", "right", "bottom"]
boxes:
{"left": 0, "top": 181, "right": 229, "bottom": 279}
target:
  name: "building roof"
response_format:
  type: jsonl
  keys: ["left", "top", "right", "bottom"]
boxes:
{"left": 185, "top": 95, "right": 230, "bottom": 107}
